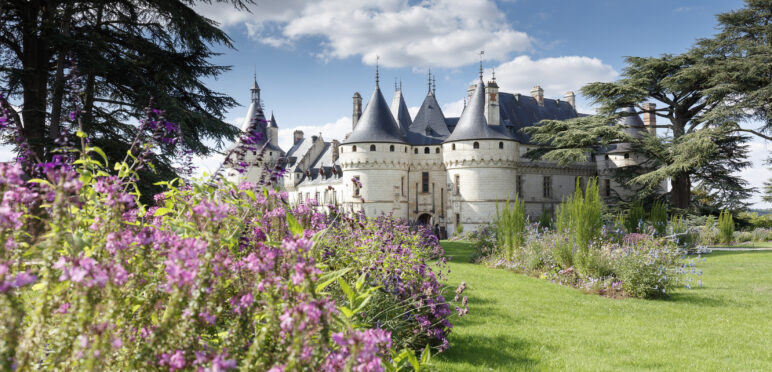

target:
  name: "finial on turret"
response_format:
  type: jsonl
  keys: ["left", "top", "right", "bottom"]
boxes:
{"left": 394, "top": 78, "right": 398, "bottom": 92}
{"left": 427, "top": 68, "right": 432, "bottom": 94}
{"left": 375, "top": 55, "right": 380, "bottom": 86}
{"left": 432, "top": 76, "right": 436, "bottom": 95}
{"left": 399, "top": 78, "right": 402, "bottom": 91}
{"left": 479, "top": 50, "right": 485, "bottom": 81}
{"left": 492, "top": 67, "right": 496, "bottom": 81}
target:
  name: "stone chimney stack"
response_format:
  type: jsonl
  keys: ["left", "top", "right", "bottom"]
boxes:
{"left": 352, "top": 92, "right": 362, "bottom": 129}
{"left": 293, "top": 130, "right": 304, "bottom": 145}
{"left": 564, "top": 91, "right": 576, "bottom": 110}
{"left": 485, "top": 80, "right": 500, "bottom": 126}
{"left": 331, "top": 139, "right": 340, "bottom": 162}
{"left": 531, "top": 86, "right": 544, "bottom": 106}
{"left": 642, "top": 102, "right": 657, "bottom": 136}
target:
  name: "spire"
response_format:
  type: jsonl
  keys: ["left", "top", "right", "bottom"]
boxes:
{"left": 394, "top": 77, "right": 398, "bottom": 92}
{"left": 427, "top": 68, "right": 432, "bottom": 94}
{"left": 375, "top": 55, "right": 380, "bottom": 86}
{"left": 391, "top": 84, "right": 412, "bottom": 135}
{"left": 492, "top": 67, "right": 496, "bottom": 81}
{"left": 479, "top": 50, "right": 485, "bottom": 81}
{"left": 269, "top": 111, "right": 278, "bottom": 128}
{"left": 250, "top": 73, "right": 261, "bottom": 104}
{"left": 444, "top": 75, "right": 509, "bottom": 143}
{"left": 432, "top": 76, "right": 436, "bottom": 95}
{"left": 399, "top": 78, "right": 402, "bottom": 91}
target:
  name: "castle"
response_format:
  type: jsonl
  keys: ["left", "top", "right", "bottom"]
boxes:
{"left": 224, "top": 68, "right": 657, "bottom": 235}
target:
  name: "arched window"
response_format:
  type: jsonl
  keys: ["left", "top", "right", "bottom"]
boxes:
{"left": 604, "top": 154, "right": 609, "bottom": 160}
{"left": 370, "top": 144, "right": 376, "bottom": 151}
{"left": 452, "top": 144, "right": 456, "bottom": 150}
{"left": 498, "top": 142, "right": 504, "bottom": 149}
{"left": 424, "top": 147, "right": 430, "bottom": 154}
{"left": 352, "top": 145, "right": 357, "bottom": 152}
{"left": 414, "top": 148, "right": 418, "bottom": 154}
{"left": 404, "top": 147, "right": 407, "bottom": 153}
{"left": 269, "top": 151, "right": 273, "bottom": 156}
{"left": 435, "top": 147, "right": 440, "bottom": 153}
{"left": 624, "top": 153, "right": 630, "bottom": 159}
{"left": 473, "top": 142, "right": 480, "bottom": 149}
{"left": 389, "top": 145, "right": 395, "bottom": 152}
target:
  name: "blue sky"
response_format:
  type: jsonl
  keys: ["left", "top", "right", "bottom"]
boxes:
{"left": 193, "top": 0, "right": 766, "bottom": 208}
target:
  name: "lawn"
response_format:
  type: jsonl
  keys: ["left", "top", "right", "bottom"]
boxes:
{"left": 711, "top": 241, "right": 772, "bottom": 248}
{"left": 434, "top": 241, "right": 772, "bottom": 371}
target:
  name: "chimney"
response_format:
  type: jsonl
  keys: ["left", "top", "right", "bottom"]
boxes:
{"left": 564, "top": 91, "right": 576, "bottom": 110}
{"left": 293, "top": 130, "right": 304, "bottom": 145}
{"left": 531, "top": 86, "right": 544, "bottom": 106}
{"left": 485, "top": 80, "right": 500, "bottom": 126}
{"left": 642, "top": 102, "right": 657, "bottom": 136}
{"left": 352, "top": 92, "right": 362, "bottom": 129}
{"left": 332, "top": 139, "right": 340, "bottom": 162}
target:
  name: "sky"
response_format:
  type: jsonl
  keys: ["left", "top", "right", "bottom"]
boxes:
{"left": 190, "top": 0, "right": 771, "bottom": 209}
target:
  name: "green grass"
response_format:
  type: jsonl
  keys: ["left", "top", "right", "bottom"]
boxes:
{"left": 434, "top": 241, "right": 772, "bottom": 371}
{"left": 710, "top": 241, "right": 772, "bottom": 248}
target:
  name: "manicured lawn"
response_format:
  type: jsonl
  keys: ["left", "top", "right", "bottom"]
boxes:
{"left": 434, "top": 241, "right": 772, "bottom": 371}
{"left": 711, "top": 241, "right": 772, "bottom": 248}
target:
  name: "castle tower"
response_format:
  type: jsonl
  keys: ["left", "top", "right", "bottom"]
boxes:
{"left": 339, "top": 69, "right": 409, "bottom": 216}
{"left": 443, "top": 75, "right": 517, "bottom": 232}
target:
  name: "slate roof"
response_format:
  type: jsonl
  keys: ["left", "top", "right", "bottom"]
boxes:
{"left": 407, "top": 92, "right": 451, "bottom": 145}
{"left": 269, "top": 112, "right": 278, "bottom": 128}
{"left": 607, "top": 106, "right": 646, "bottom": 153}
{"left": 497, "top": 93, "right": 578, "bottom": 143}
{"left": 444, "top": 80, "right": 511, "bottom": 143}
{"left": 390, "top": 90, "right": 412, "bottom": 135}
{"left": 344, "top": 85, "right": 406, "bottom": 144}
{"left": 285, "top": 137, "right": 313, "bottom": 171}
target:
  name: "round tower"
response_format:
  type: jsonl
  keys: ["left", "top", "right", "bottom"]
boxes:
{"left": 339, "top": 70, "right": 409, "bottom": 216}
{"left": 443, "top": 76, "right": 517, "bottom": 233}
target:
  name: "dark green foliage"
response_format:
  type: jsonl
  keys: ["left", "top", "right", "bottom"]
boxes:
{"left": 538, "top": 209, "right": 552, "bottom": 229}
{"left": 0, "top": 0, "right": 252, "bottom": 195}
{"left": 650, "top": 201, "right": 668, "bottom": 236}
{"left": 625, "top": 202, "right": 646, "bottom": 233}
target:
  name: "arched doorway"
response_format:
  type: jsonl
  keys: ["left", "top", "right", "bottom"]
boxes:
{"left": 416, "top": 213, "right": 432, "bottom": 226}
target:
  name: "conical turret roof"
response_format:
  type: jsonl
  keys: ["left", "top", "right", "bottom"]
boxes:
{"left": 269, "top": 112, "right": 278, "bottom": 128}
{"left": 444, "top": 79, "right": 511, "bottom": 143}
{"left": 408, "top": 91, "right": 450, "bottom": 145}
{"left": 390, "top": 89, "right": 412, "bottom": 135}
{"left": 608, "top": 106, "right": 646, "bottom": 153}
{"left": 344, "top": 85, "right": 406, "bottom": 144}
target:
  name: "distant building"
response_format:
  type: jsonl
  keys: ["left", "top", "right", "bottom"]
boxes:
{"left": 223, "top": 68, "right": 659, "bottom": 233}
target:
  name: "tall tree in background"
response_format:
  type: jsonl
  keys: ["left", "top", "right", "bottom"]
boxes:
{"left": 0, "top": 0, "right": 252, "bottom": 186}
{"left": 525, "top": 52, "right": 753, "bottom": 210}
{"left": 698, "top": 0, "right": 772, "bottom": 207}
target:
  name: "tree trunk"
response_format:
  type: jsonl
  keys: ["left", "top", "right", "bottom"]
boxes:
{"left": 48, "top": 5, "right": 72, "bottom": 141}
{"left": 670, "top": 172, "right": 691, "bottom": 209}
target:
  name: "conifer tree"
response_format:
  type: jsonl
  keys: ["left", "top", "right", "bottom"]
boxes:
{"left": 0, "top": 1, "right": 252, "bottom": 183}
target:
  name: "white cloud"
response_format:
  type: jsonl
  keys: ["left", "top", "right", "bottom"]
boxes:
{"left": 744, "top": 141, "right": 772, "bottom": 208}
{"left": 486, "top": 55, "right": 618, "bottom": 98}
{"left": 278, "top": 116, "right": 351, "bottom": 150}
{"left": 408, "top": 106, "right": 420, "bottom": 118}
{"left": 441, "top": 99, "right": 465, "bottom": 117}
{"left": 196, "top": 0, "right": 531, "bottom": 68}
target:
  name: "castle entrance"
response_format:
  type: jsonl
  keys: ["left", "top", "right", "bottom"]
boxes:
{"left": 416, "top": 213, "right": 432, "bottom": 226}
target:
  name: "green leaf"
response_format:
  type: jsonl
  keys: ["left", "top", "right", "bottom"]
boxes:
{"left": 316, "top": 268, "right": 352, "bottom": 292}
{"left": 407, "top": 351, "right": 420, "bottom": 371}
{"left": 154, "top": 207, "right": 171, "bottom": 217}
{"left": 420, "top": 345, "right": 431, "bottom": 365}
{"left": 86, "top": 146, "right": 108, "bottom": 166}
{"left": 339, "top": 306, "right": 354, "bottom": 318}
{"left": 337, "top": 278, "right": 355, "bottom": 305}
{"left": 244, "top": 190, "right": 257, "bottom": 202}
{"left": 27, "top": 178, "right": 52, "bottom": 187}
{"left": 76, "top": 130, "right": 87, "bottom": 138}
{"left": 286, "top": 212, "right": 304, "bottom": 237}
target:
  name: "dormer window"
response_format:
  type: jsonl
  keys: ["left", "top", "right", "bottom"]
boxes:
{"left": 473, "top": 142, "right": 480, "bottom": 149}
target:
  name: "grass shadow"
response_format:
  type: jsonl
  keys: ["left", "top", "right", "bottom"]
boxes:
{"left": 437, "top": 333, "right": 539, "bottom": 370}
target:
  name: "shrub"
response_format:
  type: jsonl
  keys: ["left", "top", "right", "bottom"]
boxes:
{"left": 469, "top": 224, "right": 496, "bottom": 262}
{"left": 0, "top": 100, "right": 448, "bottom": 370}
{"left": 625, "top": 202, "right": 646, "bottom": 233}
{"left": 650, "top": 201, "right": 668, "bottom": 236}
{"left": 610, "top": 235, "right": 687, "bottom": 298}
{"left": 555, "top": 178, "right": 603, "bottom": 252}
{"left": 538, "top": 210, "right": 552, "bottom": 230}
{"left": 495, "top": 195, "right": 526, "bottom": 260}
{"left": 718, "top": 210, "right": 735, "bottom": 245}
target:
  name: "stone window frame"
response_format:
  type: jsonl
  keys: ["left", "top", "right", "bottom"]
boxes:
{"left": 421, "top": 172, "right": 430, "bottom": 193}
{"left": 543, "top": 176, "right": 552, "bottom": 198}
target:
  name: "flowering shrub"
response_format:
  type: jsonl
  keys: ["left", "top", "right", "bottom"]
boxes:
{"left": 314, "top": 213, "right": 460, "bottom": 352}
{"left": 0, "top": 95, "right": 454, "bottom": 370}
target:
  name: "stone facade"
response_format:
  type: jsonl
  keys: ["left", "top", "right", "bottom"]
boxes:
{"left": 224, "top": 73, "right": 661, "bottom": 234}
